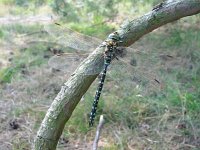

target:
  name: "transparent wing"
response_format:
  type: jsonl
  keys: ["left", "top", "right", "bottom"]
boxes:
{"left": 48, "top": 53, "right": 104, "bottom": 75}
{"left": 106, "top": 47, "right": 165, "bottom": 93}
{"left": 48, "top": 53, "right": 86, "bottom": 73}
{"left": 44, "top": 23, "right": 102, "bottom": 51}
{"left": 44, "top": 23, "right": 166, "bottom": 92}
{"left": 48, "top": 46, "right": 165, "bottom": 93}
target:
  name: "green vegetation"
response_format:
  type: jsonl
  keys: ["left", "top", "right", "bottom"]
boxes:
{"left": 0, "top": 0, "right": 199, "bottom": 149}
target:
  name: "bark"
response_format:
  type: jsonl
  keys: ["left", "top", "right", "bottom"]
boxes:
{"left": 34, "top": 0, "right": 200, "bottom": 149}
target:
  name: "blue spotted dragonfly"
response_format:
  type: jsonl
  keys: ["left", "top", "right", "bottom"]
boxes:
{"left": 44, "top": 23, "right": 163, "bottom": 126}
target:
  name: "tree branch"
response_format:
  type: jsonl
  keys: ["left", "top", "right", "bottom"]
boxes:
{"left": 34, "top": 0, "right": 200, "bottom": 149}
{"left": 118, "top": 0, "right": 200, "bottom": 47}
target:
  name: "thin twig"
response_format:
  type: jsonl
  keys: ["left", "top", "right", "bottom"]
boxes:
{"left": 92, "top": 115, "right": 105, "bottom": 150}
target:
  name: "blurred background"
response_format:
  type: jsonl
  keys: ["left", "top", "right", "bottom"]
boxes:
{"left": 0, "top": 0, "right": 200, "bottom": 149}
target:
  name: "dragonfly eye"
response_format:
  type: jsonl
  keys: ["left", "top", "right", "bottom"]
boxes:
{"left": 108, "top": 32, "right": 121, "bottom": 41}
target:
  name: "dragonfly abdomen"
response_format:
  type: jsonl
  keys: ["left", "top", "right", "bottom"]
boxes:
{"left": 89, "top": 64, "right": 109, "bottom": 126}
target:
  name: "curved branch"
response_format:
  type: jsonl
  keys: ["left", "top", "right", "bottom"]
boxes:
{"left": 34, "top": 0, "right": 200, "bottom": 149}
{"left": 118, "top": 0, "right": 200, "bottom": 46}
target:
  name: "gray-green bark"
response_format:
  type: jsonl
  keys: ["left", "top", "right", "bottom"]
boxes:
{"left": 34, "top": 0, "right": 200, "bottom": 149}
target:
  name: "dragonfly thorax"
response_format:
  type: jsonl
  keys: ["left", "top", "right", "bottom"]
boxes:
{"left": 104, "top": 40, "right": 118, "bottom": 65}
{"left": 104, "top": 31, "right": 123, "bottom": 65}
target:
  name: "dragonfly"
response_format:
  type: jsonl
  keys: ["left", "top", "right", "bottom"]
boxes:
{"left": 44, "top": 23, "right": 163, "bottom": 126}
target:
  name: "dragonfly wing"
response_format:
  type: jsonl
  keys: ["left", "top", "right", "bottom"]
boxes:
{"left": 44, "top": 24, "right": 102, "bottom": 51}
{"left": 83, "top": 54, "right": 104, "bottom": 75}
{"left": 48, "top": 53, "right": 104, "bottom": 75}
{"left": 107, "top": 47, "right": 163, "bottom": 94}
{"left": 48, "top": 54, "right": 87, "bottom": 73}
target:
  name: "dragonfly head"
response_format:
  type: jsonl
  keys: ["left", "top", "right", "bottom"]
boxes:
{"left": 108, "top": 32, "right": 122, "bottom": 43}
